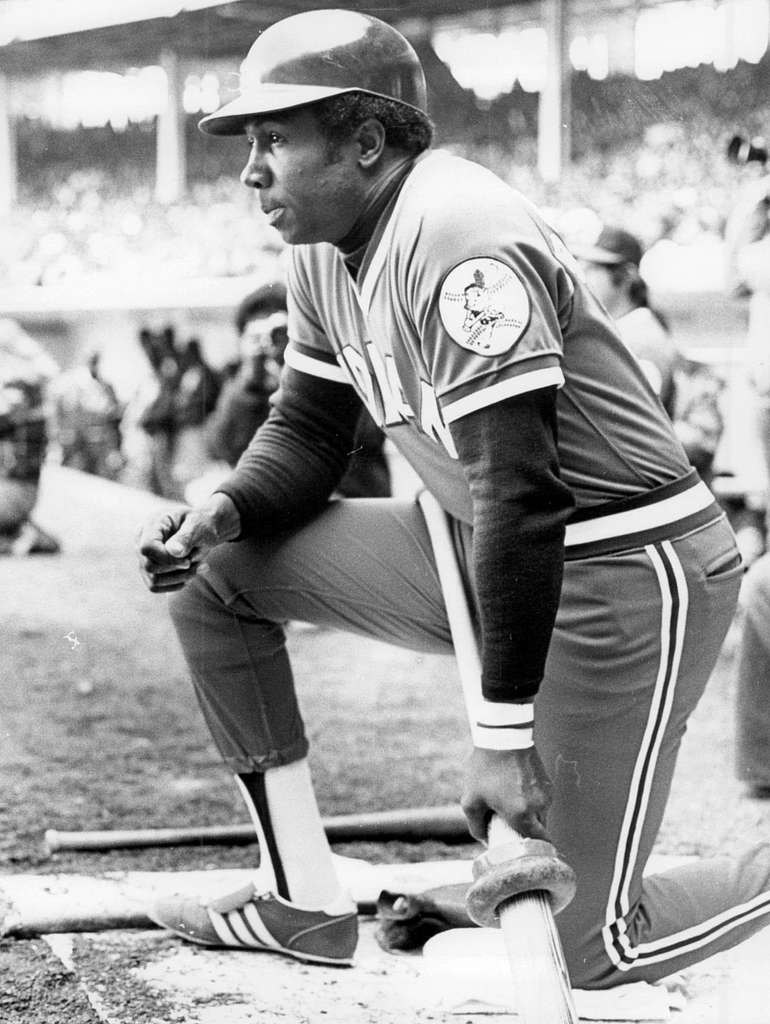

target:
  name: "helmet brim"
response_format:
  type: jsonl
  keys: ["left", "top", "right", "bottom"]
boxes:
{"left": 198, "top": 84, "right": 355, "bottom": 135}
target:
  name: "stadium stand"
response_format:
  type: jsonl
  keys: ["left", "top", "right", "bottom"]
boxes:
{"left": 5, "top": 53, "right": 770, "bottom": 290}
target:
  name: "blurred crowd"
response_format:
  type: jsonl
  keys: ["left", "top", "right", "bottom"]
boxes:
{"left": 6, "top": 52, "right": 770, "bottom": 291}
{"left": 0, "top": 127, "right": 744, "bottom": 292}
{"left": 3, "top": 173, "right": 283, "bottom": 289}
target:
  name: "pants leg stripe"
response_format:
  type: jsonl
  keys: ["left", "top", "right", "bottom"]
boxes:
{"left": 602, "top": 541, "right": 770, "bottom": 970}
{"left": 603, "top": 541, "right": 687, "bottom": 969}
{"left": 631, "top": 894, "right": 770, "bottom": 966}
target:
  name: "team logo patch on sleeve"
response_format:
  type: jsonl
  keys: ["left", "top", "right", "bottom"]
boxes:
{"left": 439, "top": 257, "right": 530, "bottom": 356}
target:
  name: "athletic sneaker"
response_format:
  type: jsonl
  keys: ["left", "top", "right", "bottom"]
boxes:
{"left": 148, "top": 881, "right": 358, "bottom": 965}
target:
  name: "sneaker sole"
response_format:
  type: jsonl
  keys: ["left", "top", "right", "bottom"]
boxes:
{"left": 150, "top": 915, "right": 354, "bottom": 966}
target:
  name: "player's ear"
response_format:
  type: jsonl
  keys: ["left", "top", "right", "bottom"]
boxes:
{"left": 355, "top": 118, "right": 387, "bottom": 168}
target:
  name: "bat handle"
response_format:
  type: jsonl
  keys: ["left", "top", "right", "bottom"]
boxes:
{"left": 487, "top": 814, "right": 529, "bottom": 855}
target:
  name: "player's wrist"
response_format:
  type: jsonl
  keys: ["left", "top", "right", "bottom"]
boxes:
{"left": 471, "top": 698, "right": 534, "bottom": 751}
{"left": 207, "top": 491, "right": 242, "bottom": 542}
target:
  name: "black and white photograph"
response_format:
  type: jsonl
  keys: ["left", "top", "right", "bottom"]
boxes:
{"left": 2, "top": 1, "right": 770, "bottom": 1021}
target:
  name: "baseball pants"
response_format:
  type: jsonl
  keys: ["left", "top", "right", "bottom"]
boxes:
{"left": 169, "top": 496, "right": 770, "bottom": 987}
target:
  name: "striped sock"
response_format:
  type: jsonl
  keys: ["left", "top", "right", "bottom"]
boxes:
{"left": 237, "top": 759, "right": 353, "bottom": 912}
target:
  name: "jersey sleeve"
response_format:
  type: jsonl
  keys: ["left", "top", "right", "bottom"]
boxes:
{"left": 284, "top": 246, "right": 354, "bottom": 387}
{"left": 404, "top": 181, "right": 573, "bottom": 426}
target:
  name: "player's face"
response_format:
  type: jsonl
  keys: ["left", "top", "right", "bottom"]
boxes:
{"left": 241, "top": 109, "right": 367, "bottom": 245}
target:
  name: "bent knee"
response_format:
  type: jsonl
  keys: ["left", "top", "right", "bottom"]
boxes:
{"left": 168, "top": 573, "right": 220, "bottom": 635}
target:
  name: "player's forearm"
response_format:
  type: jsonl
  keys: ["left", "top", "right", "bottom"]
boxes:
{"left": 451, "top": 389, "right": 573, "bottom": 704}
{"left": 216, "top": 366, "right": 362, "bottom": 536}
{"left": 472, "top": 492, "right": 566, "bottom": 701}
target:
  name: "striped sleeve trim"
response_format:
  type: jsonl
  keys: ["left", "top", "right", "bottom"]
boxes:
{"left": 442, "top": 365, "right": 565, "bottom": 424}
{"left": 477, "top": 698, "right": 534, "bottom": 727}
{"left": 472, "top": 699, "right": 535, "bottom": 750}
{"left": 284, "top": 342, "right": 351, "bottom": 385}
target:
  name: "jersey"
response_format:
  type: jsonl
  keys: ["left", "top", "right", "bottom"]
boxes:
{"left": 284, "top": 150, "right": 690, "bottom": 525}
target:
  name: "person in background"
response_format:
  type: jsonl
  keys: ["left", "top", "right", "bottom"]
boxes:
{"left": 725, "top": 168, "right": 770, "bottom": 560}
{"left": 202, "top": 280, "right": 390, "bottom": 500}
{"left": 576, "top": 226, "right": 724, "bottom": 487}
{"left": 52, "top": 348, "right": 124, "bottom": 480}
{"left": 205, "top": 282, "right": 290, "bottom": 470}
{"left": 724, "top": 163, "right": 770, "bottom": 798}
{"left": 0, "top": 318, "right": 60, "bottom": 555}
{"left": 121, "top": 326, "right": 183, "bottom": 499}
{"left": 733, "top": 550, "right": 770, "bottom": 798}
{"left": 171, "top": 337, "right": 221, "bottom": 497}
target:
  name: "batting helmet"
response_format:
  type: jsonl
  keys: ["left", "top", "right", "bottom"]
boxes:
{"left": 198, "top": 9, "right": 427, "bottom": 136}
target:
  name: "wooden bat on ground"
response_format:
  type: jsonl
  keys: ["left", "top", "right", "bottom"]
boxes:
{"left": 417, "top": 489, "right": 579, "bottom": 1024}
{"left": 45, "top": 805, "right": 470, "bottom": 853}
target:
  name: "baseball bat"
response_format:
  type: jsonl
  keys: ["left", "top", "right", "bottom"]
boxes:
{"left": 44, "top": 804, "right": 470, "bottom": 853}
{"left": 417, "top": 489, "right": 579, "bottom": 1024}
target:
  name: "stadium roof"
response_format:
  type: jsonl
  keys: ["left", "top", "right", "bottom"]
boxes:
{"left": 0, "top": 0, "right": 536, "bottom": 76}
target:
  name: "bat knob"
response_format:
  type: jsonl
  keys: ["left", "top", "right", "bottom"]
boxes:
{"left": 466, "top": 838, "right": 577, "bottom": 928}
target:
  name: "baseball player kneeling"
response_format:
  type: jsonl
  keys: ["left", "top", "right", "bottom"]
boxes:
{"left": 138, "top": 8, "right": 770, "bottom": 986}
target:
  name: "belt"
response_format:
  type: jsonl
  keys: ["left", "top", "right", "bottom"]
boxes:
{"left": 564, "top": 470, "right": 723, "bottom": 560}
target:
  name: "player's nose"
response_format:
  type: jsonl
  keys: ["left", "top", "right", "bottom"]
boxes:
{"left": 241, "top": 150, "right": 270, "bottom": 189}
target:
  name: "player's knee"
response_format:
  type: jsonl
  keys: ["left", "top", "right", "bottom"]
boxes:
{"left": 168, "top": 573, "right": 218, "bottom": 644}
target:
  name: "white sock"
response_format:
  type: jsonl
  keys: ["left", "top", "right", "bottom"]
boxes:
{"left": 237, "top": 760, "right": 354, "bottom": 913}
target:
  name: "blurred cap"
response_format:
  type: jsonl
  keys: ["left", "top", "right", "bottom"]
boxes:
{"left": 574, "top": 226, "right": 644, "bottom": 267}
{"left": 199, "top": 9, "right": 427, "bottom": 136}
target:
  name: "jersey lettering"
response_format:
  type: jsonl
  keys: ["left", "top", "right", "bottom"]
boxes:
{"left": 419, "top": 381, "right": 458, "bottom": 458}
{"left": 338, "top": 346, "right": 378, "bottom": 418}
{"left": 339, "top": 343, "right": 456, "bottom": 456}
{"left": 364, "top": 344, "right": 413, "bottom": 427}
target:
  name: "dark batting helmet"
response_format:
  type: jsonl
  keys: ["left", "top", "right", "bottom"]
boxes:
{"left": 198, "top": 8, "right": 428, "bottom": 136}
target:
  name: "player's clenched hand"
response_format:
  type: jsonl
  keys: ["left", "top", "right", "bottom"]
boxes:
{"left": 461, "top": 746, "right": 553, "bottom": 844}
{"left": 137, "top": 493, "right": 241, "bottom": 593}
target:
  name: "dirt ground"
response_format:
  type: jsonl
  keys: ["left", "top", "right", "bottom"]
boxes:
{"left": 2, "top": 466, "right": 770, "bottom": 1023}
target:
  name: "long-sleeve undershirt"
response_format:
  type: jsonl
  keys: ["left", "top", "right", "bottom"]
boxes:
{"left": 216, "top": 367, "right": 362, "bottom": 535}
{"left": 449, "top": 387, "right": 574, "bottom": 702}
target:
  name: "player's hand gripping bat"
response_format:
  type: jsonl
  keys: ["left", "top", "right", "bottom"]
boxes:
{"left": 417, "top": 489, "right": 579, "bottom": 1024}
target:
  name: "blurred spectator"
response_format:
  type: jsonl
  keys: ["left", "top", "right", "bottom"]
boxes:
{"left": 0, "top": 319, "right": 60, "bottom": 555}
{"left": 205, "top": 282, "right": 289, "bottom": 469}
{"left": 725, "top": 167, "right": 770, "bottom": 554}
{"left": 120, "top": 326, "right": 182, "bottom": 498}
{"left": 576, "top": 225, "right": 723, "bottom": 486}
{"left": 733, "top": 551, "right": 770, "bottom": 798}
{"left": 171, "top": 337, "right": 221, "bottom": 497}
{"left": 671, "top": 356, "right": 725, "bottom": 489}
{"left": 52, "top": 348, "right": 124, "bottom": 479}
{"left": 576, "top": 226, "right": 677, "bottom": 414}
{"left": 725, "top": 161, "right": 770, "bottom": 799}
{"left": 189, "top": 281, "right": 391, "bottom": 504}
